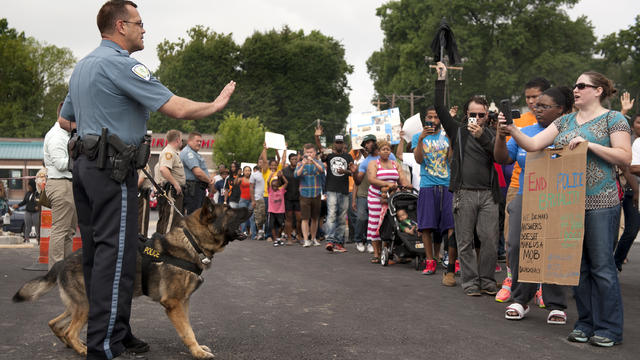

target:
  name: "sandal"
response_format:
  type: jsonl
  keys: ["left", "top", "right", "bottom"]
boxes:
{"left": 547, "top": 310, "right": 567, "bottom": 325}
{"left": 505, "top": 303, "right": 530, "bottom": 320}
{"left": 370, "top": 257, "right": 381, "bottom": 264}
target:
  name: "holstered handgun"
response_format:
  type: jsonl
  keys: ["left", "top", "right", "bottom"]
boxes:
{"left": 107, "top": 133, "right": 136, "bottom": 183}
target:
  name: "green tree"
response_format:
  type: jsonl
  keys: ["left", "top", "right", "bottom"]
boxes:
{"left": 595, "top": 15, "right": 640, "bottom": 113}
{"left": 149, "top": 26, "right": 353, "bottom": 149}
{"left": 367, "top": 0, "right": 595, "bottom": 116}
{"left": 0, "top": 19, "right": 74, "bottom": 137}
{"left": 149, "top": 26, "right": 241, "bottom": 134}
{"left": 212, "top": 113, "right": 265, "bottom": 166}
{"left": 238, "top": 27, "right": 353, "bottom": 148}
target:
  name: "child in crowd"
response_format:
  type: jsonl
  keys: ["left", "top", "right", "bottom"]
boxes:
{"left": 267, "top": 172, "right": 288, "bottom": 246}
{"left": 397, "top": 208, "right": 417, "bottom": 236}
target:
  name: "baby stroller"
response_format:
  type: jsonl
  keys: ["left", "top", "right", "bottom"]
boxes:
{"left": 378, "top": 188, "right": 425, "bottom": 268}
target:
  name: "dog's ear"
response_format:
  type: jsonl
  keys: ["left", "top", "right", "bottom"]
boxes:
{"left": 199, "top": 197, "right": 217, "bottom": 223}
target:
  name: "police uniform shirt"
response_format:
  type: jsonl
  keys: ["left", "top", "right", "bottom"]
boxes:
{"left": 138, "top": 165, "right": 152, "bottom": 191}
{"left": 60, "top": 40, "right": 174, "bottom": 146}
{"left": 158, "top": 146, "right": 186, "bottom": 186}
{"left": 180, "top": 145, "right": 209, "bottom": 182}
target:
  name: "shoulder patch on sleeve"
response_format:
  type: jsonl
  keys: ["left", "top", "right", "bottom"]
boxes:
{"left": 131, "top": 64, "right": 151, "bottom": 81}
{"left": 188, "top": 152, "right": 195, "bottom": 159}
{"left": 165, "top": 152, "right": 173, "bottom": 160}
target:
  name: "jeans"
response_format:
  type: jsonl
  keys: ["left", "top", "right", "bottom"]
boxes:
{"left": 574, "top": 205, "right": 623, "bottom": 342}
{"left": 453, "top": 189, "right": 499, "bottom": 291}
{"left": 354, "top": 196, "right": 369, "bottom": 244}
{"left": 347, "top": 192, "right": 356, "bottom": 242}
{"left": 238, "top": 198, "right": 252, "bottom": 233}
{"left": 263, "top": 196, "right": 271, "bottom": 238}
{"left": 507, "top": 194, "right": 567, "bottom": 310}
{"left": 325, "top": 191, "right": 349, "bottom": 244}
{"left": 615, "top": 188, "right": 639, "bottom": 270}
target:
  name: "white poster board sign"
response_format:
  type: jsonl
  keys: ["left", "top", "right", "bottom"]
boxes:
{"left": 402, "top": 113, "right": 423, "bottom": 142}
{"left": 265, "top": 132, "right": 286, "bottom": 150}
{"left": 240, "top": 162, "right": 257, "bottom": 171}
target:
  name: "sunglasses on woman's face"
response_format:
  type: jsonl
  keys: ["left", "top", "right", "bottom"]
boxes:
{"left": 573, "top": 83, "right": 599, "bottom": 90}
{"left": 468, "top": 112, "right": 486, "bottom": 118}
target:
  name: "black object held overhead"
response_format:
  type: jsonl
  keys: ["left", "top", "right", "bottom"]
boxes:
{"left": 430, "top": 17, "right": 461, "bottom": 65}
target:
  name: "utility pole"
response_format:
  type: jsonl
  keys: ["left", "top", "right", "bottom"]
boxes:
{"left": 372, "top": 96, "right": 387, "bottom": 111}
{"left": 383, "top": 93, "right": 425, "bottom": 116}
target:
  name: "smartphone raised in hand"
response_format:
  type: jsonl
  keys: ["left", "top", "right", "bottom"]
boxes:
{"left": 499, "top": 99, "right": 513, "bottom": 125}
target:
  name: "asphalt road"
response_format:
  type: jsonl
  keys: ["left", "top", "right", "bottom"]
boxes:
{"left": 1, "top": 234, "right": 638, "bottom": 360}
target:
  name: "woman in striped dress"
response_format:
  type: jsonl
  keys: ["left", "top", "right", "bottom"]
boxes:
{"left": 366, "top": 140, "right": 411, "bottom": 262}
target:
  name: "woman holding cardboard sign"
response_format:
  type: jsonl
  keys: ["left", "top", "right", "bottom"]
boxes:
{"left": 495, "top": 86, "right": 574, "bottom": 325}
{"left": 501, "top": 72, "right": 631, "bottom": 347}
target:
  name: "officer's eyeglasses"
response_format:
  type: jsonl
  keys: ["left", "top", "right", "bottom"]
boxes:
{"left": 468, "top": 112, "right": 486, "bottom": 118}
{"left": 123, "top": 20, "right": 144, "bottom": 28}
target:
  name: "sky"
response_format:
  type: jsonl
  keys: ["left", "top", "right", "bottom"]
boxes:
{"left": 3, "top": 0, "right": 640, "bottom": 117}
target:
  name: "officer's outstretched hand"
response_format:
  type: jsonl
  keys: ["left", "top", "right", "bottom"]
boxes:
{"left": 213, "top": 81, "right": 236, "bottom": 112}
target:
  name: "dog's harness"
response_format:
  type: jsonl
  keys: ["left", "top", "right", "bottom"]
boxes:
{"left": 138, "top": 229, "right": 209, "bottom": 296}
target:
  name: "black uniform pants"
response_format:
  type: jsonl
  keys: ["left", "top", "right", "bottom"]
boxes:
{"left": 183, "top": 180, "right": 206, "bottom": 215}
{"left": 73, "top": 155, "right": 138, "bottom": 360}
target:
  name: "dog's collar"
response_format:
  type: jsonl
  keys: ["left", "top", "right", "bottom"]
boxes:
{"left": 183, "top": 227, "right": 212, "bottom": 265}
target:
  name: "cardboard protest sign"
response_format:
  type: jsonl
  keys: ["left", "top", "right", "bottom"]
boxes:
{"left": 349, "top": 108, "right": 402, "bottom": 149}
{"left": 265, "top": 132, "right": 286, "bottom": 150}
{"left": 518, "top": 142, "right": 587, "bottom": 286}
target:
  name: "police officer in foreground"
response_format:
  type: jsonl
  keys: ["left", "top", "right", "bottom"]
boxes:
{"left": 180, "top": 131, "right": 214, "bottom": 214}
{"left": 155, "top": 129, "right": 186, "bottom": 234}
{"left": 57, "top": 1, "right": 235, "bottom": 359}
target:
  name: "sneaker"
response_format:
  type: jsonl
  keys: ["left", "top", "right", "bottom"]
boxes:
{"left": 366, "top": 243, "right": 374, "bottom": 254}
{"left": 273, "top": 241, "right": 280, "bottom": 247}
{"left": 334, "top": 244, "right": 347, "bottom": 253}
{"left": 442, "top": 272, "right": 456, "bottom": 287}
{"left": 312, "top": 238, "right": 321, "bottom": 246}
{"left": 567, "top": 329, "right": 589, "bottom": 343}
{"left": 303, "top": 239, "right": 312, "bottom": 247}
{"left": 535, "top": 287, "right": 545, "bottom": 308}
{"left": 422, "top": 259, "right": 437, "bottom": 275}
{"left": 495, "top": 264, "right": 502, "bottom": 272}
{"left": 464, "top": 287, "right": 481, "bottom": 296}
{"left": 356, "top": 242, "right": 366, "bottom": 253}
{"left": 495, "top": 277, "right": 512, "bottom": 303}
{"left": 588, "top": 335, "right": 617, "bottom": 347}
{"left": 481, "top": 286, "right": 498, "bottom": 295}
{"left": 266, "top": 237, "right": 273, "bottom": 242}
{"left": 326, "top": 242, "right": 334, "bottom": 252}
{"left": 278, "top": 239, "right": 285, "bottom": 246}
{"left": 454, "top": 260, "right": 460, "bottom": 276}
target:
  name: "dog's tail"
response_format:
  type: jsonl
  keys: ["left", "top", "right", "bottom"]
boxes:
{"left": 12, "top": 259, "right": 63, "bottom": 302}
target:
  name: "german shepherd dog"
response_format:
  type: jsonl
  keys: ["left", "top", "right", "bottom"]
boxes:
{"left": 13, "top": 197, "right": 251, "bottom": 359}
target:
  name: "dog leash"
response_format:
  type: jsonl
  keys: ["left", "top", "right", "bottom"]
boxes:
{"left": 141, "top": 167, "right": 184, "bottom": 218}
{"left": 183, "top": 227, "right": 211, "bottom": 265}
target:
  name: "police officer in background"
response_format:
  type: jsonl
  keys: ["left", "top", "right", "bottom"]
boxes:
{"left": 155, "top": 129, "right": 186, "bottom": 234}
{"left": 180, "top": 131, "right": 214, "bottom": 214}
{"left": 57, "top": 1, "right": 235, "bottom": 359}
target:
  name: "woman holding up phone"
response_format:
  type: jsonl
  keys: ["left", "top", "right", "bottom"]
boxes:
{"left": 502, "top": 72, "right": 630, "bottom": 347}
{"left": 495, "top": 86, "right": 574, "bottom": 325}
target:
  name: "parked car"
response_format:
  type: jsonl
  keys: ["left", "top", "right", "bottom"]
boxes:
{"left": 2, "top": 199, "right": 25, "bottom": 235}
{"left": 149, "top": 191, "right": 157, "bottom": 210}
